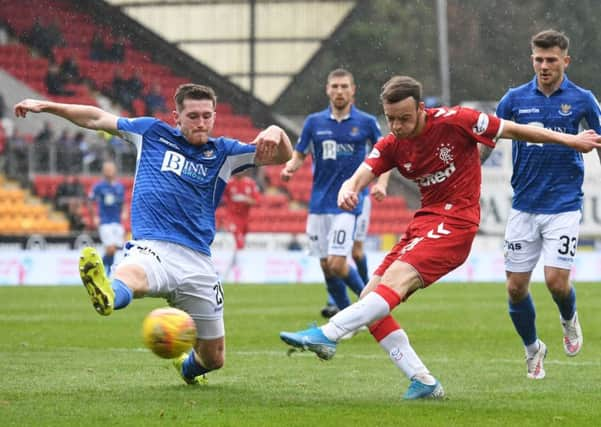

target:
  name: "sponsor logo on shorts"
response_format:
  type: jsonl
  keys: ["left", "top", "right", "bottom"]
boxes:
{"left": 504, "top": 241, "right": 522, "bottom": 251}
{"left": 133, "top": 244, "right": 162, "bottom": 262}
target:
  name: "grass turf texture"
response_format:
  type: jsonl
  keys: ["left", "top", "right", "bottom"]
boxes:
{"left": 1, "top": 282, "right": 600, "bottom": 426}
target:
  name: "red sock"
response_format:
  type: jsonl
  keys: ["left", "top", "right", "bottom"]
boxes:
{"left": 369, "top": 315, "right": 401, "bottom": 342}
{"left": 374, "top": 284, "right": 401, "bottom": 310}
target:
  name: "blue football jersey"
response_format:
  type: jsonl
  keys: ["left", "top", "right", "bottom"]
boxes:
{"left": 90, "top": 180, "right": 124, "bottom": 225}
{"left": 497, "top": 76, "right": 601, "bottom": 214}
{"left": 117, "top": 117, "right": 256, "bottom": 256}
{"left": 296, "top": 105, "right": 381, "bottom": 214}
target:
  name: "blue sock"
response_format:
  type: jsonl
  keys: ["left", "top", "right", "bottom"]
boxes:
{"left": 355, "top": 255, "right": 369, "bottom": 283}
{"left": 344, "top": 265, "right": 365, "bottom": 296}
{"left": 102, "top": 254, "right": 114, "bottom": 276}
{"left": 325, "top": 276, "right": 351, "bottom": 309}
{"left": 326, "top": 293, "right": 336, "bottom": 306}
{"left": 552, "top": 287, "right": 576, "bottom": 321}
{"left": 182, "top": 351, "right": 210, "bottom": 379}
{"left": 508, "top": 294, "right": 537, "bottom": 346}
{"left": 112, "top": 278, "right": 133, "bottom": 309}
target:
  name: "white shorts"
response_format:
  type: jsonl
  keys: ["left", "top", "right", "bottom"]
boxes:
{"left": 306, "top": 212, "right": 357, "bottom": 258}
{"left": 504, "top": 209, "right": 581, "bottom": 273}
{"left": 99, "top": 223, "right": 125, "bottom": 247}
{"left": 117, "top": 239, "right": 225, "bottom": 339}
{"left": 354, "top": 196, "right": 371, "bottom": 242}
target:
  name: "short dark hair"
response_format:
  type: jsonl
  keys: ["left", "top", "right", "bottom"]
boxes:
{"left": 531, "top": 29, "right": 569, "bottom": 52}
{"left": 380, "top": 75, "right": 422, "bottom": 104}
{"left": 327, "top": 68, "right": 354, "bottom": 85}
{"left": 174, "top": 84, "right": 217, "bottom": 111}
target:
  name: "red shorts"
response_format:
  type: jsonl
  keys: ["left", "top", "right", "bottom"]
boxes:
{"left": 374, "top": 213, "right": 478, "bottom": 286}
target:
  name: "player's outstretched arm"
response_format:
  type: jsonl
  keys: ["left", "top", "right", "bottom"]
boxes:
{"left": 280, "top": 151, "right": 306, "bottom": 182}
{"left": 501, "top": 120, "right": 601, "bottom": 153}
{"left": 14, "top": 99, "right": 119, "bottom": 134}
{"left": 253, "top": 125, "right": 293, "bottom": 166}
{"left": 371, "top": 170, "right": 391, "bottom": 202}
{"left": 338, "top": 165, "right": 375, "bottom": 211}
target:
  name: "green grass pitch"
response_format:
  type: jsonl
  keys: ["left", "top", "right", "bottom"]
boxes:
{"left": 1, "top": 282, "right": 600, "bottom": 426}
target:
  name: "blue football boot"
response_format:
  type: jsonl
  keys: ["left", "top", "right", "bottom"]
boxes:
{"left": 403, "top": 378, "right": 445, "bottom": 400}
{"left": 280, "top": 326, "right": 336, "bottom": 360}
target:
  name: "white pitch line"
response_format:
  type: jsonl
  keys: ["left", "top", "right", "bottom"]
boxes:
{"left": 7, "top": 347, "right": 599, "bottom": 367}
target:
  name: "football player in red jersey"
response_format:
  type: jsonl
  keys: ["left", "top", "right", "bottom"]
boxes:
{"left": 280, "top": 75, "right": 601, "bottom": 400}
{"left": 221, "top": 169, "right": 260, "bottom": 280}
{"left": 223, "top": 169, "right": 260, "bottom": 250}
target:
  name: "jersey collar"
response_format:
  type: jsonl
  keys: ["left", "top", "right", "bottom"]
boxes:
{"left": 328, "top": 104, "right": 355, "bottom": 122}
{"left": 530, "top": 74, "right": 570, "bottom": 95}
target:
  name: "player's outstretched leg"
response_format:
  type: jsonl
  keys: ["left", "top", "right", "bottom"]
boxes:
{"left": 560, "top": 311, "right": 582, "bottom": 357}
{"left": 526, "top": 339, "right": 547, "bottom": 379}
{"left": 280, "top": 325, "right": 337, "bottom": 360}
{"left": 79, "top": 247, "right": 114, "bottom": 316}
{"left": 173, "top": 352, "right": 208, "bottom": 385}
{"left": 403, "top": 377, "right": 445, "bottom": 400}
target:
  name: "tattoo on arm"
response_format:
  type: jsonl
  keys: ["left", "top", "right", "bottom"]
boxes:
{"left": 478, "top": 144, "right": 494, "bottom": 165}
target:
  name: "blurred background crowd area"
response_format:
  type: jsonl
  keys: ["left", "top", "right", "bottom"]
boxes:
{"left": 1, "top": 0, "right": 600, "bottom": 246}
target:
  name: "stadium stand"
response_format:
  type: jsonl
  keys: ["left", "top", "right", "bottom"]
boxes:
{"left": 0, "top": 174, "right": 69, "bottom": 235}
{"left": 0, "top": 0, "right": 413, "bottom": 238}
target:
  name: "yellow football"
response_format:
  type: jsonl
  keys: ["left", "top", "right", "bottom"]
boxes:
{"left": 142, "top": 307, "right": 196, "bottom": 359}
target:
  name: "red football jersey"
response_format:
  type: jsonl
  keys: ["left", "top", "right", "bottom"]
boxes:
{"left": 365, "top": 106, "right": 502, "bottom": 225}
{"left": 223, "top": 176, "right": 260, "bottom": 220}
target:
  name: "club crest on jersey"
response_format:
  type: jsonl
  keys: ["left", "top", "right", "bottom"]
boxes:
{"left": 161, "top": 150, "right": 208, "bottom": 179}
{"left": 436, "top": 143, "right": 454, "bottom": 164}
{"left": 558, "top": 103, "right": 572, "bottom": 116}
{"left": 202, "top": 148, "right": 216, "bottom": 159}
{"left": 472, "top": 112, "right": 490, "bottom": 135}
{"left": 350, "top": 126, "right": 359, "bottom": 136}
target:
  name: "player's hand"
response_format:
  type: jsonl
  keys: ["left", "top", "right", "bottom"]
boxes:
{"left": 280, "top": 161, "right": 296, "bottom": 182}
{"left": 252, "top": 128, "right": 279, "bottom": 161}
{"left": 338, "top": 189, "right": 359, "bottom": 211}
{"left": 570, "top": 129, "right": 601, "bottom": 153}
{"left": 371, "top": 182, "right": 387, "bottom": 201}
{"left": 14, "top": 99, "right": 46, "bottom": 118}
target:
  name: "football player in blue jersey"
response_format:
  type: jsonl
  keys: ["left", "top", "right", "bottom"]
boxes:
{"left": 280, "top": 68, "right": 389, "bottom": 318}
{"left": 89, "top": 160, "right": 125, "bottom": 275}
{"left": 14, "top": 83, "right": 292, "bottom": 385}
{"left": 480, "top": 30, "right": 601, "bottom": 379}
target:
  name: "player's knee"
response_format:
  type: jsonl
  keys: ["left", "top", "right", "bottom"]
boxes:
{"left": 326, "top": 256, "right": 347, "bottom": 276}
{"left": 506, "top": 282, "right": 528, "bottom": 302}
{"left": 546, "top": 278, "right": 571, "bottom": 298}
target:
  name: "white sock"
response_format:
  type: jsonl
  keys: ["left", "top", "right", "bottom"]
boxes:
{"left": 379, "top": 329, "right": 434, "bottom": 384}
{"left": 321, "top": 292, "right": 390, "bottom": 341}
{"left": 525, "top": 340, "right": 540, "bottom": 357}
